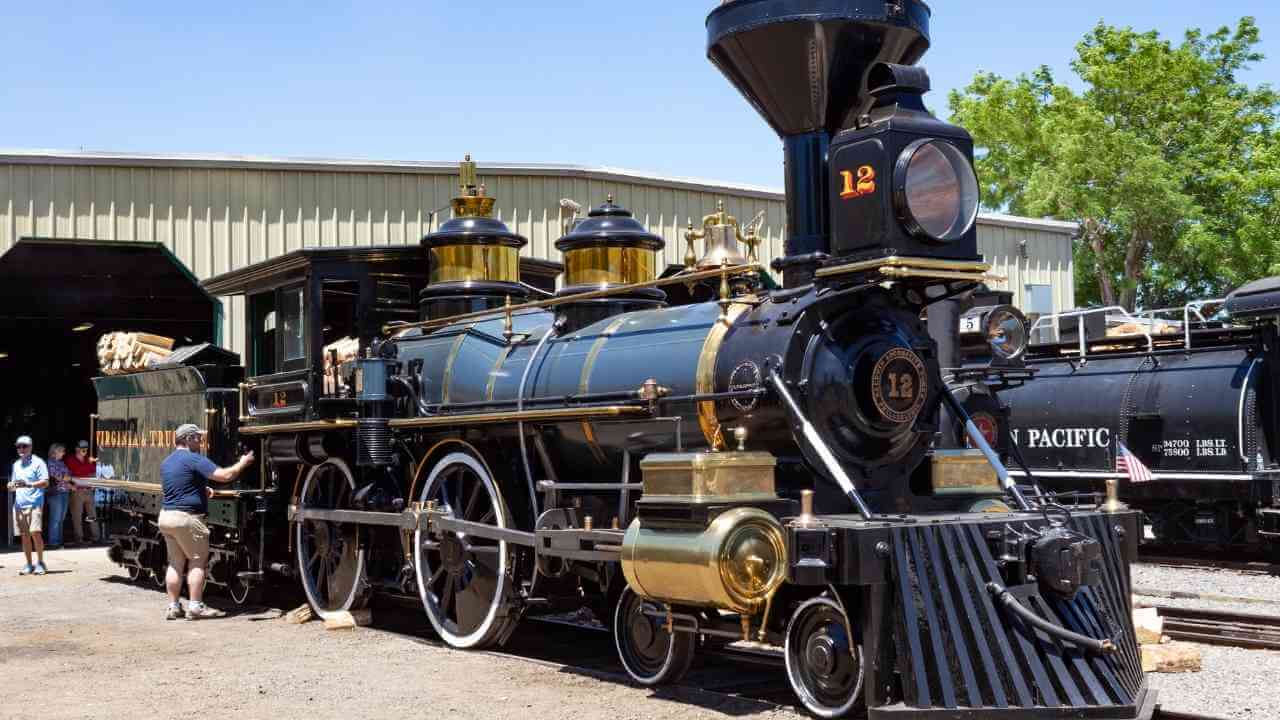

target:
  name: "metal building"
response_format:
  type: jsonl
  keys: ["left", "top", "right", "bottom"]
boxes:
{"left": 0, "top": 150, "right": 1076, "bottom": 357}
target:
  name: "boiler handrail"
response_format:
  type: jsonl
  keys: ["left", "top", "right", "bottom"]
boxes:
{"left": 1029, "top": 306, "right": 1152, "bottom": 359}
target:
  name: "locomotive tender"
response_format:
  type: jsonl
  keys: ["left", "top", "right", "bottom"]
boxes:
{"left": 999, "top": 282, "right": 1280, "bottom": 554}
{"left": 90, "top": 1, "right": 1154, "bottom": 717}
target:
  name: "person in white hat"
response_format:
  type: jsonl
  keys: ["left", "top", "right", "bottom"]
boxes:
{"left": 156, "top": 423, "right": 254, "bottom": 620}
{"left": 7, "top": 435, "right": 50, "bottom": 575}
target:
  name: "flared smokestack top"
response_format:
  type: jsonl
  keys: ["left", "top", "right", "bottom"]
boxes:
{"left": 707, "top": 0, "right": 932, "bottom": 138}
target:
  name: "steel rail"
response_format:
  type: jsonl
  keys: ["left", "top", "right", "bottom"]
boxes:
{"left": 1154, "top": 604, "right": 1280, "bottom": 651}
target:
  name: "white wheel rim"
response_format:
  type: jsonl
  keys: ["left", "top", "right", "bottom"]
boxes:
{"left": 784, "top": 596, "right": 863, "bottom": 718}
{"left": 613, "top": 588, "right": 678, "bottom": 685}
{"left": 295, "top": 458, "right": 367, "bottom": 614}
{"left": 413, "top": 451, "right": 509, "bottom": 649}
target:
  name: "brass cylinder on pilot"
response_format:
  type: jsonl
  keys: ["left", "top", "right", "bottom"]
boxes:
{"left": 621, "top": 506, "right": 787, "bottom": 614}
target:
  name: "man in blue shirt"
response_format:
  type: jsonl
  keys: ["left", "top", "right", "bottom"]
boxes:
{"left": 7, "top": 435, "right": 49, "bottom": 575}
{"left": 158, "top": 423, "right": 254, "bottom": 620}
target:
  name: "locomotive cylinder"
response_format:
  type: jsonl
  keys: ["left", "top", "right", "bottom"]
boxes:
{"left": 620, "top": 452, "right": 787, "bottom": 614}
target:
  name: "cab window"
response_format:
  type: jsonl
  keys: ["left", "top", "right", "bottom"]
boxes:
{"left": 248, "top": 284, "right": 307, "bottom": 376}
{"left": 281, "top": 286, "right": 305, "bottom": 362}
{"left": 249, "top": 292, "right": 277, "bottom": 376}
{"left": 321, "top": 280, "right": 359, "bottom": 347}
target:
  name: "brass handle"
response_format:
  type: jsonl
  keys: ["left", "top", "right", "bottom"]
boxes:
{"left": 205, "top": 407, "right": 218, "bottom": 456}
{"left": 88, "top": 413, "right": 98, "bottom": 462}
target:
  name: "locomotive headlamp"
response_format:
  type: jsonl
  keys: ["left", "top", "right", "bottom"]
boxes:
{"left": 960, "top": 304, "right": 1028, "bottom": 362}
{"left": 895, "top": 138, "right": 980, "bottom": 243}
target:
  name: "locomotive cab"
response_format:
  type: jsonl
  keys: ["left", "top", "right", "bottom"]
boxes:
{"left": 204, "top": 247, "right": 427, "bottom": 424}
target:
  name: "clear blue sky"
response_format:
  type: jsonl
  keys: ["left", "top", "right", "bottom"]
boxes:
{"left": 2, "top": 1, "right": 1275, "bottom": 189}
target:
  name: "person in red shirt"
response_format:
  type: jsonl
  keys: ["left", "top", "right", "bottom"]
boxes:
{"left": 64, "top": 440, "right": 97, "bottom": 545}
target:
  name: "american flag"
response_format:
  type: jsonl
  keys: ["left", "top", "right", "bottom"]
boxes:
{"left": 1116, "top": 441, "right": 1154, "bottom": 483}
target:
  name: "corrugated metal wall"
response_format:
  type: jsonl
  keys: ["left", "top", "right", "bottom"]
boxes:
{"left": 976, "top": 218, "right": 1076, "bottom": 313}
{"left": 0, "top": 157, "right": 1073, "bottom": 359}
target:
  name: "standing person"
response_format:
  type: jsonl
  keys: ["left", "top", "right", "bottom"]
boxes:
{"left": 7, "top": 435, "right": 49, "bottom": 575}
{"left": 44, "top": 443, "right": 71, "bottom": 549}
{"left": 157, "top": 423, "right": 254, "bottom": 620}
{"left": 64, "top": 440, "right": 97, "bottom": 545}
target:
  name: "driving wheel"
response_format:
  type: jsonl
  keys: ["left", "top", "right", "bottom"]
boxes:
{"left": 414, "top": 451, "right": 516, "bottom": 649}
{"left": 296, "top": 458, "right": 369, "bottom": 614}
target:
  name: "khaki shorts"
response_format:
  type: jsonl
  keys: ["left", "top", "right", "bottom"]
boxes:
{"left": 13, "top": 505, "right": 42, "bottom": 534}
{"left": 157, "top": 510, "right": 210, "bottom": 567}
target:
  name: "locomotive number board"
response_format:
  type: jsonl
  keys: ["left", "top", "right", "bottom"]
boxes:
{"left": 249, "top": 381, "right": 308, "bottom": 418}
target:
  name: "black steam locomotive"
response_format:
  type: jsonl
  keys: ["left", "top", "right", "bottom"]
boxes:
{"left": 998, "top": 283, "right": 1280, "bottom": 556}
{"left": 87, "top": 1, "right": 1154, "bottom": 717}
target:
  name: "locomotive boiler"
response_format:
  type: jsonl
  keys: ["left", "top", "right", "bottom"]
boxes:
{"left": 998, "top": 281, "right": 1280, "bottom": 554}
{"left": 89, "top": 1, "right": 1153, "bottom": 718}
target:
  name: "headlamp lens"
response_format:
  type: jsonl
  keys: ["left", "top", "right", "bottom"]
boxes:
{"left": 987, "top": 308, "right": 1028, "bottom": 360}
{"left": 900, "top": 140, "right": 980, "bottom": 242}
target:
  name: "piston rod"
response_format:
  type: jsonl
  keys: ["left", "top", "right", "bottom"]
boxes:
{"left": 768, "top": 369, "right": 874, "bottom": 520}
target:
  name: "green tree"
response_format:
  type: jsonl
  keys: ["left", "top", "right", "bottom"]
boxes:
{"left": 950, "top": 18, "right": 1278, "bottom": 311}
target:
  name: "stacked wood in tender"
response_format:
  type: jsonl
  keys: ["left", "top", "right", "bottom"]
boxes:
{"left": 1108, "top": 321, "right": 1180, "bottom": 337}
{"left": 97, "top": 332, "right": 176, "bottom": 375}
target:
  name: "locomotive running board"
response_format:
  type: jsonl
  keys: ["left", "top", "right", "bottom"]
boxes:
{"left": 288, "top": 505, "right": 623, "bottom": 560}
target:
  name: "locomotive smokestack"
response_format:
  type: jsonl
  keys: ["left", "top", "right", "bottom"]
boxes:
{"left": 707, "top": 0, "right": 931, "bottom": 286}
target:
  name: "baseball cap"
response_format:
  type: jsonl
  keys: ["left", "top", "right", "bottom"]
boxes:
{"left": 15, "top": 435, "right": 32, "bottom": 447}
{"left": 175, "top": 424, "right": 204, "bottom": 442}
{"left": 77, "top": 440, "right": 90, "bottom": 449}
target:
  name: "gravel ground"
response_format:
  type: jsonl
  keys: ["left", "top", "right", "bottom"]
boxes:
{"left": 6, "top": 546, "right": 1277, "bottom": 719}
{"left": 1132, "top": 560, "right": 1280, "bottom": 719}
{"left": 1133, "top": 561, "right": 1280, "bottom": 613}
{"left": 0, "top": 546, "right": 798, "bottom": 720}
{"left": 1147, "top": 644, "right": 1280, "bottom": 719}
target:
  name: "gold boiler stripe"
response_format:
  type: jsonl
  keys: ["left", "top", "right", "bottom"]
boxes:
{"left": 485, "top": 344, "right": 516, "bottom": 401}
{"left": 440, "top": 325, "right": 475, "bottom": 406}
{"left": 429, "top": 245, "right": 520, "bottom": 284}
{"left": 696, "top": 304, "right": 751, "bottom": 450}
{"left": 578, "top": 315, "right": 631, "bottom": 464}
{"left": 563, "top": 247, "right": 656, "bottom": 287}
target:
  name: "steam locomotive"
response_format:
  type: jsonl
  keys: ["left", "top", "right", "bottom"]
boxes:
{"left": 998, "top": 284, "right": 1280, "bottom": 556}
{"left": 88, "top": 1, "right": 1154, "bottom": 717}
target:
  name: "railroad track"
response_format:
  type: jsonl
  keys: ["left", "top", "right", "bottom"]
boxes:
{"left": 1137, "top": 548, "right": 1277, "bottom": 575}
{"left": 1154, "top": 604, "right": 1280, "bottom": 651}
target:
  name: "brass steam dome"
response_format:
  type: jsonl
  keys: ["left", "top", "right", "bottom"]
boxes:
{"left": 419, "top": 156, "right": 529, "bottom": 320}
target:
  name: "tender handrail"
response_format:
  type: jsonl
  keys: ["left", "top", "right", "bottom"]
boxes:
{"left": 1029, "top": 306, "right": 1153, "bottom": 360}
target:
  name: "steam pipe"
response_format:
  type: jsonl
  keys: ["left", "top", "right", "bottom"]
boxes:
{"left": 768, "top": 369, "right": 874, "bottom": 520}
{"left": 928, "top": 297, "right": 962, "bottom": 447}
{"left": 987, "top": 582, "right": 1116, "bottom": 655}
{"left": 777, "top": 132, "right": 830, "bottom": 287}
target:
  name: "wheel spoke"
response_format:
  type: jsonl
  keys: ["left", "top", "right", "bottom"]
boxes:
{"left": 441, "top": 575, "right": 457, "bottom": 616}
{"left": 456, "top": 575, "right": 493, "bottom": 635}
{"left": 463, "top": 481, "right": 482, "bottom": 520}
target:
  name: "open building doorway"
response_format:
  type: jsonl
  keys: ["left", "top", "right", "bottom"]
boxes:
{"left": 0, "top": 239, "right": 220, "bottom": 543}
